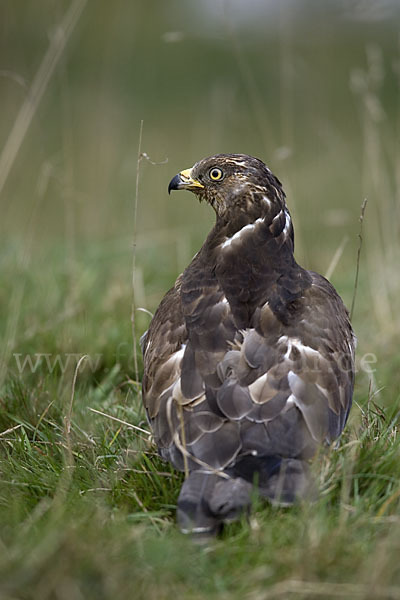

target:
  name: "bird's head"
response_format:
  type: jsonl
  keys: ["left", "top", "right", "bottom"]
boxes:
{"left": 168, "top": 154, "right": 286, "bottom": 220}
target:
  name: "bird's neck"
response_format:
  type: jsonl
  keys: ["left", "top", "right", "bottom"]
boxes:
{"left": 197, "top": 204, "right": 308, "bottom": 328}
{"left": 209, "top": 201, "right": 295, "bottom": 265}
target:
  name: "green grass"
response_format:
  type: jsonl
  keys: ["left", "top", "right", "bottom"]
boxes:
{"left": 1, "top": 350, "right": 400, "bottom": 599}
{"left": 0, "top": 225, "right": 399, "bottom": 600}
{"left": 1, "top": 2, "right": 400, "bottom": 598}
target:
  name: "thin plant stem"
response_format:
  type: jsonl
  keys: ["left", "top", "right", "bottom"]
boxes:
{"left": 65, "top": 354, "right": 88, "bottom": 467}
{"left": 131, "top": 120, "right": 144, "bottom": 386}
{"left": 0, "top": 0, "right": 87, "bottom": 197}
{"left": 325, "top": 235, "right": 349, "bottom": 281}
{"left": 350, "top": 199, "right": 367, "bottom": 322}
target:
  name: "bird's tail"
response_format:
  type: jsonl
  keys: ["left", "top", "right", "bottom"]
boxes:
{"left": 177, "top": 471, "right": 253, "bottom": 537}
{"left": 177, "top": 457, "right": 315, "bottom": 537}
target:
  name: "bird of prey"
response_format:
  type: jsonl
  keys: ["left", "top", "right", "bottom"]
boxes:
{"left": 141, "top": 154, "right": 355, "bottom": 536}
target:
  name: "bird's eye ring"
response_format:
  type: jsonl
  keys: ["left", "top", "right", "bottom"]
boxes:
{"left": 209, "top": 167, "right": 224, "bottom": 181}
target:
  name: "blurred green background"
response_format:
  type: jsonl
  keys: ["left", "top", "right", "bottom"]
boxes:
{"left": 1, "top": 2, "right": 400, "bottom": 598}
{"left": 0, "top": 0, "right": 399, "bottom": 443}
{"left": 1, "top": 0, "right": 399, "bottom": 375}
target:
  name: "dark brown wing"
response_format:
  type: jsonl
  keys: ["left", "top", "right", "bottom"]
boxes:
{"left": 141, "top": 275, "right": 187, "bottom": 443}
{"left": 142, "top": 256, "right": 241, "bottom": 470}
{"left": 245, "top": 271, "right": 355, "bottom": 447}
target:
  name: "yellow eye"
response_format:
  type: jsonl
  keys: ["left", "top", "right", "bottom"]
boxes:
{"left": 209, "top": 167, "right": 223, "bottom": 181}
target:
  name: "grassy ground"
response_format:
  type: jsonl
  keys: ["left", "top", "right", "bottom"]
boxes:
{"left": 1, "top": 2, "right": 400, "bottom": 599}
{"left": 1, "top": 274, "right": 400, "bottom": 600}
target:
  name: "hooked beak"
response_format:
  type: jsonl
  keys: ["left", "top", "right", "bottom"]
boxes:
{"left": 168, "top": 168, "right": 204, "bottom": 194}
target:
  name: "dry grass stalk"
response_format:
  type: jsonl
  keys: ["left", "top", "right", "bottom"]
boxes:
{"left": 0, "top": 0, "right": 87, "bottom": 197}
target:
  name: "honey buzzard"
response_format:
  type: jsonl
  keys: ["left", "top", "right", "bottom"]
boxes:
{"left": 141, "top": 154, "right": 355, "bottom": 536}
